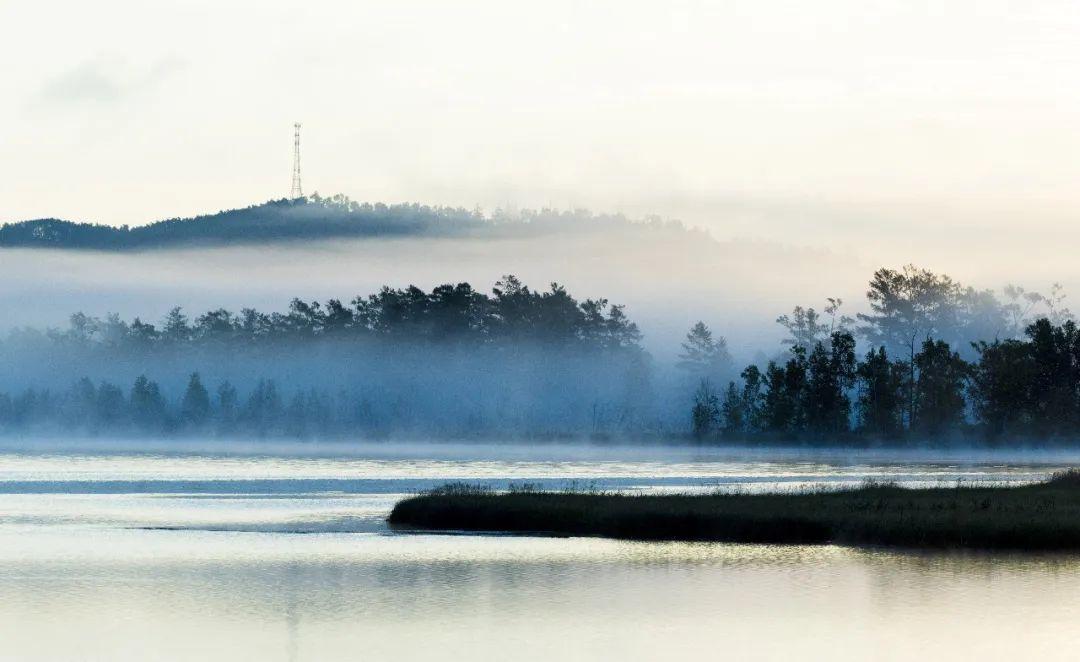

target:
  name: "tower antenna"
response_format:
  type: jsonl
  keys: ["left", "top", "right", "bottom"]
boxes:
{"left": 290, "top": 122, "right": 303, "bottom": 199}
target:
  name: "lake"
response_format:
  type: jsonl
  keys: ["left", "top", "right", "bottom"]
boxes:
{"left": 2, "top": 442, "right": 1079, "bottom": 661}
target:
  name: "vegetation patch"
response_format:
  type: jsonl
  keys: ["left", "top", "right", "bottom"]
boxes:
{"left": 388, "top": 471, "right": 1080, "bottom": 550}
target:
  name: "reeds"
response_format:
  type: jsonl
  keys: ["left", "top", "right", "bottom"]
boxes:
{"left": 388, "top": 474, "right": 1080, "bottom": 550}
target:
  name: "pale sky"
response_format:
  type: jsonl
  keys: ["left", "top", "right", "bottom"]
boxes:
{"left": 3, "top": 0, "right": 1080, "bottom": 258}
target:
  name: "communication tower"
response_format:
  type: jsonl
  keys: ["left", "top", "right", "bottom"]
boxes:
{"left": 290, "top": 122, "right": 303, "bottom": 199}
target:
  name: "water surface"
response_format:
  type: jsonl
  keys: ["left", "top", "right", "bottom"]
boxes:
{"left": 2, "top": 444, "right": 1078, "bottom": 661}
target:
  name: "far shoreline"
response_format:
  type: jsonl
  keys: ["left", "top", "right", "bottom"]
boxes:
{"left": 4, "top": 436, "right": 1080, "bottom": 465}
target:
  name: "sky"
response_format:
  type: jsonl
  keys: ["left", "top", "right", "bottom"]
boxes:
{"left": 3, "top": 1, "right": 1080, "bottom": 268}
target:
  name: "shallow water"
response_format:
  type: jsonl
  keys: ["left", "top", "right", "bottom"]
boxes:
{"left": 2, "top": 444, "right": 1079, "bottom": 661}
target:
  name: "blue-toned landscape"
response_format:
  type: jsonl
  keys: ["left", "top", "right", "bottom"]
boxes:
{"left": 6, "top": 1, "right": 1080, "bottom": 659}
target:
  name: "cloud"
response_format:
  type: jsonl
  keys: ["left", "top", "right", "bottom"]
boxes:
{"left": 37, "top": 62, "right": 122, "bottom": 105}
{"left": 32, "top": 56, "right": 184, "bottom": 110}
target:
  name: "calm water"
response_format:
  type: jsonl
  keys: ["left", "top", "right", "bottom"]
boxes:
{"left": 2, "top": 443, "right": 1080, "bottom": 661}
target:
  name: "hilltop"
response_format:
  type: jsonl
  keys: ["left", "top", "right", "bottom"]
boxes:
{"left": 0, "top": 194, "right": 694, "bottom": 250}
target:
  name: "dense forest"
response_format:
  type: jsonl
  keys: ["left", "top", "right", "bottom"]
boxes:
{"left": 0, "top": 194, "right": 692, "bottom": 250}
{"left": 2, "top": 265, "right": 1080, "bottom": 444}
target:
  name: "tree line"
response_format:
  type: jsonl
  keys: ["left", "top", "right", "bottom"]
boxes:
{"left": 0, "top": 276, "right": 650, "bottom": 439}
{"left": 10, "top": 274, "right": 642, "bottom": 353}
{"left": 683, "top": 265, "right": 1080, "bottom": 443}
{"left": 0, "top": 372, "right": 383, "bottom": 439}
{"left": 2, "top": 264, "right": 1079, "bottom": 443}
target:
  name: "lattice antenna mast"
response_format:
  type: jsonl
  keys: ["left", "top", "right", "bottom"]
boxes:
{"left": 290, "top": 122, "right": 303, "bottom": 199}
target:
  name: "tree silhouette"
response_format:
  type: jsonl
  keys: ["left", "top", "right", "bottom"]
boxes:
{"left": 180, "top": 373, "right": 211, "bottom": 428}
{"left": 677, "top": 322, "right": 732, "bottom": 383}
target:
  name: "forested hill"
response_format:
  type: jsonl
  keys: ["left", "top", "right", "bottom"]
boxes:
{"left": 0, "top": 194, "right": 691, "bottom": 250}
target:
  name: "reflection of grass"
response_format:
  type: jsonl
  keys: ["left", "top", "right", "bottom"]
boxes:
{"left": 388, "top": 471, "right": 1080, "bottom": 550}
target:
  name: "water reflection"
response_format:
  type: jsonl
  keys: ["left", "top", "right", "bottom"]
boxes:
{"left": 4, "top": 530, "right": 1080, "bottom": 661}
{"left": 1, "top": 448, "right": 1079, "bottom": 660}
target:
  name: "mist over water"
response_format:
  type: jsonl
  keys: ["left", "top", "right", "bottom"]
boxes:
{"left": 0, "top": 229, "right": 871, "bottom": 359}
{"left": 6, "top": 217, "right": 1080, "bottom": 442}
{"left": 3, "top": 224, "right": 1077, "bottom": 363}
{"left": 8, "top": 0, "right": 1080, "bottom": 657}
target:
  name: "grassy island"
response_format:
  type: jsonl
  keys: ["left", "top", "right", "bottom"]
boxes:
{"left": 388, "top": 472, "right": 1080, "bottom": 551}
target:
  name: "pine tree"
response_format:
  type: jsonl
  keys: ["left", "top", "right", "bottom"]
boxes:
{"left": 180, "top": 373, "right": 211, "bottom": 427}
{"left": 856, "top": 347, "right": 905, "bottom": 439}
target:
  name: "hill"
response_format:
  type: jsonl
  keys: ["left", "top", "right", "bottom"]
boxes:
{"left": 0, "top": 194, "right": 692, "bottom": 250}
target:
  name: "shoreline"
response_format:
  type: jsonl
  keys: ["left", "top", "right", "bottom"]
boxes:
{"left": 4, "top": 437, "right": 1080, "bottom": 465}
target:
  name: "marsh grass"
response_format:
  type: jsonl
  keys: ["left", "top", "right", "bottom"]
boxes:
{"left": 388, "top": 472, "right": 1080, "bottom": 550}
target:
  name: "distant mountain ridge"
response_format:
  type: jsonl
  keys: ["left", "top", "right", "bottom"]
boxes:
{"left": 0, "top": 194, "right": 693, "bottom": 250}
